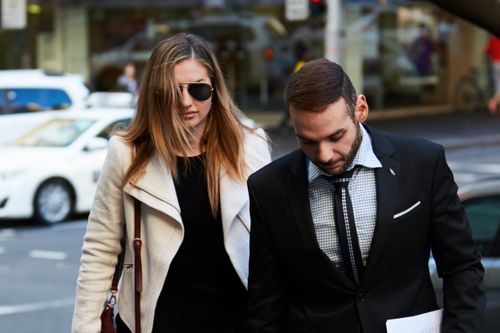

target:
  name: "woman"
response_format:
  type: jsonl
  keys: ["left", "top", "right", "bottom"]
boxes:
{"left": 72, "top": 33, "right": 271, "bottom": 333}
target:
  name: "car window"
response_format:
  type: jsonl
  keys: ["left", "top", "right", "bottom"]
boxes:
{"left": 14, "top": 118, "right": 95, "bottom": 147}
{"left": 0, "top": 88, "right": 72, "bottom": 114}
{"left": 463, "top": 195, "right": 500, "bottom": 257}
{"left": 96, "top": 118, "right": 132, "bottom": 139}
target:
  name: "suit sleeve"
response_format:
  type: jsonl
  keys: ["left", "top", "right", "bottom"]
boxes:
{"left": 430, "top": 146, "right": 486, "bottom": 332}
{"left": 246, "top": 178, "right": 287, "bottom": 333}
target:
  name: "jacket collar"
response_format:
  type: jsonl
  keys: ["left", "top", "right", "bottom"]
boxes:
{"left": 123, "top": 152, "right": 182, "bottom": 224}
{"left": 124, "top": 150, "right": 250, "bottom": 230}
{"left": 361, "top": 125, "right": 400, "bottom": 283}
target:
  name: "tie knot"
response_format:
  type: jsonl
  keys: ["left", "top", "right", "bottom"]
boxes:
{"left": 322, "top": 167, "right": 357, "bottom": 186}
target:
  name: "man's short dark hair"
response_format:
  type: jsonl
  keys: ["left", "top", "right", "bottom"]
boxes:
{"left": 286, "top": 58, "right": 358, "bottom": 117}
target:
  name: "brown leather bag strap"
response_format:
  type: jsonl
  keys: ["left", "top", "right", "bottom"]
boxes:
{"left": 110, "top": 238, "right": 125, "bottom": 294}
{"left": 133, "top": 198, "right": 142, "bottom": 333}
{"left": 106, "top": 198, "right": 142, "bottom": 332}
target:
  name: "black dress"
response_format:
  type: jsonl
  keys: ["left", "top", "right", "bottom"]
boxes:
{"left": 117, "top": 155, "right": 247, "bottom": 333}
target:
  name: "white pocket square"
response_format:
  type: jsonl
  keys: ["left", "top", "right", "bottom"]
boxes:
{"left": 393, "top": 201, "right": 421, "bottom": 219}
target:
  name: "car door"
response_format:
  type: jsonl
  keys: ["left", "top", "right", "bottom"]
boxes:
{"left": 71, "top": 118, "right": 131, "bottom": 212}
{"left": 463, "top": 195, "right": 500, "bottom": 332}
{"left": 430, "top": 194, "right": 500, "bottom": 332}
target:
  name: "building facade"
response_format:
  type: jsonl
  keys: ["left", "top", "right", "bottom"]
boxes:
{"left": 0, "top": 0, "right": 491, "bottom": 112}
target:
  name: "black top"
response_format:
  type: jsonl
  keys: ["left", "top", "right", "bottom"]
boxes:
{"left": 152, "top": 155, "right": 246, "bottom": 332}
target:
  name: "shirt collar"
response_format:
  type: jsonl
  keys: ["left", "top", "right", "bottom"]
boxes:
{"left": 307, "top": 124, "right": 382, "bottom": 183}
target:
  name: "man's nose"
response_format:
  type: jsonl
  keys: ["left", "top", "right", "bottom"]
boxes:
{"left": 317, "top": 143, "right": 334, "bottom": 163}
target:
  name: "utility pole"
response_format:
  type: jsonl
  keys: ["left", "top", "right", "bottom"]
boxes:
{"left": 324, "top": 0, "right": 343, "bottom": 65}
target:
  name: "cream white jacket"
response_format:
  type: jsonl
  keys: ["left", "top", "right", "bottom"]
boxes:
{"left": 72, "top": 129, "right": 271, "bottom": 333}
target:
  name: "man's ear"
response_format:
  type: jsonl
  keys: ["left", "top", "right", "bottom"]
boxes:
{"left": 355, "top": 95, "right": 369, "bottom": 123}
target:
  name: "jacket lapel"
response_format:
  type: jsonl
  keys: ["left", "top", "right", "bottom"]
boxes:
{"left": 286, "top": 150, "right": 355, "bottom": 289}
{"left": 220, "top": 132, "right": 272, "bottom": 233}
{"left": 220, "top": 170, "right": 250, "bottom": 233}
{"left": 123, "top": 152, "right": 182, "bottom": 225}
{"left": 363, "top": 126, "right": 400, "bottom": 277}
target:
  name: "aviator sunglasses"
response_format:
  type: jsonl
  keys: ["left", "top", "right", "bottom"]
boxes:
{"left": 179, "top": 82, "right": 214, "bottom": 101}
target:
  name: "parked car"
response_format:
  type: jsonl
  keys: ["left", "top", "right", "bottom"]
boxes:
{"left": 0, "top": 109, "right": 133, "bottom": 224}
{"left": 0, "top": 69, "right": 90, "bottom": 114}
{"left": 91, "top": 13, "right": 288, "bottom": 92}
{"left": 430, "top": 177, "right": 500, "bottom": 332}
{"left": 0, "top": 91, "right": 138, "bottom": 145}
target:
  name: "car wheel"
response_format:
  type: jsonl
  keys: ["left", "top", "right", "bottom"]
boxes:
{"left": 34, "top": 179, "right": 74, "bottom": 224}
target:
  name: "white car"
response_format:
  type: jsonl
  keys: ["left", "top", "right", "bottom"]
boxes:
{"left": 0, "top": 92, "right": 137, "bottom": 145}
{"left": 0, "top": 109, "right": 134, "bottom": 224}
{"left": 0, "top": 69, "right": 90, "bottom": 114}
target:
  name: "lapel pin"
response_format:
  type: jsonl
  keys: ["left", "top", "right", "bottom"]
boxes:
{"left": 389, "top": 168, "right": 396, "bottom": 176}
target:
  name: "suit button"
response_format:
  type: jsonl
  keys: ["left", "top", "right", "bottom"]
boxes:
{"left": 357, "top": 293, "right": 366, "bottom": 302}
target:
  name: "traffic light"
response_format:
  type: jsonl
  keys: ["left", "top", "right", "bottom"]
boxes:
{"left": 310, "top": 0, "right": 326, "bottom": 17}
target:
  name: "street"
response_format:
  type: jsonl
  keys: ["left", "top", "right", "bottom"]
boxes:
{"left": 1, "top": 133, "right": 500, "bottom": 333}
{"left": 0, "top": 221, "right": 85, "bottom": 332}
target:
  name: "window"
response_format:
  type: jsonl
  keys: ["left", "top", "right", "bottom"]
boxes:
{"left": 463, "top": 195, "right": 500, "bottom": 257}
{"left": 14, "top": 118, "right": 95, "bottom": 147}
{"left": 0, "top": 88, "right": 72, "bottom": 114}
{"left": 96, "top": 118, "right": 132, "bottom": 140}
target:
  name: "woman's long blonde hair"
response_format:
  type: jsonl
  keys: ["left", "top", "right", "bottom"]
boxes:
{"left": 118, "top": 33, "right": 249, "bottom": 217}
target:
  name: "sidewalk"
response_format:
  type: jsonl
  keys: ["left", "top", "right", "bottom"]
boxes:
{"left": 244, "top": 107, "right": 500, "bottom": 158}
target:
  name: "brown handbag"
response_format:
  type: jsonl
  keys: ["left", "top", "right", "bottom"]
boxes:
{"left": 101, "top": 198, "right": 142, "bottom": 333}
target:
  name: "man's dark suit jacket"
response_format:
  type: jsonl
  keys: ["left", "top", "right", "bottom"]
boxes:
{"left": 246, "top": 125, "right": 485, "bottom": 333}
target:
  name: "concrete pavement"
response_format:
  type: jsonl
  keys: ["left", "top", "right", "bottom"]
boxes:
{"left": 245, "top": 108, "right": 500, "bottom": 158}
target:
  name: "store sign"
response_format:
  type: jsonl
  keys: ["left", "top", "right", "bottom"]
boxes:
{"left": 1, "top": 0, "right": 26, "bottom": 29}
{"left": 285, "top": 0, "right": 309, "bottom": 21}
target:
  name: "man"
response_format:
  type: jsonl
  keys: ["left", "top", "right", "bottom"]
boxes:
{"left": 246, "top": 59, "right": 485, "bottom": 333}
{"left": 116, "top": 62, "right": 138, "bottom": 95}
{"left": 485, "top": 35, "right": 500, "bottom": 114}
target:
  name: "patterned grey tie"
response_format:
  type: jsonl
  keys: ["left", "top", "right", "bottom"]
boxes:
{"left": 325, "top": 168, "right": 364, "bottom": 284}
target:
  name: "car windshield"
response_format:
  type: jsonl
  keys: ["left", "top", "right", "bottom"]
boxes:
{"left": 14, "top": 118, "right": 95, "bottom": 147}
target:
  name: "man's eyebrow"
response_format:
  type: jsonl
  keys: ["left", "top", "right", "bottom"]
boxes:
{"left": 296, "top": 134, "right": 314, "bottom": 141}
{"left": 296, "top": 129, "right": 345, "bottom": 141}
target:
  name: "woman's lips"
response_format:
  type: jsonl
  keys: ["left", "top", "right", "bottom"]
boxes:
{"left": 182, "top": 111, "right": 197, "bottom": 120}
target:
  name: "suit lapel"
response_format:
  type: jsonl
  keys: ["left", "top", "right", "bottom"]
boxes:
{"left": 363, "top": 126, "right": 400, "bottom": 277}
{"left": 286, "top": 150, "right": 355, "bottom": 289}
{"left": 286, "top": 150, "right": 318, "bottom": 254}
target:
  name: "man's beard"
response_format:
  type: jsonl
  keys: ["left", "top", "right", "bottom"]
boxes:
{"left": 342, "top": 123, "right": 362, "bottom": 173}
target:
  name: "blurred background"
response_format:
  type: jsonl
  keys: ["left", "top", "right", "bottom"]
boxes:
{"left": 1, "top": 1, "right": 500, "bottom": 332}
{"left": 0, "top": 0, "right": 497, "bottom": 113}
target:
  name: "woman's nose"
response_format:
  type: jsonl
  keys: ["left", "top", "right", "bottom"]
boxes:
{"left": 180, "top": 87, "right": 193, "bottom": 107}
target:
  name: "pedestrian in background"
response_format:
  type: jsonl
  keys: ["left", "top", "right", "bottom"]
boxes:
{"left": 72, "top": 33, "right": 271, "bottom": 333}
{"left": 485, "top": 35, "right": 500, "bottom": 114}
{"left": 292, "top": 40, "right": 309, "bottom": 74}
{"left": 116, "top": 62, "right": 139, "bottom": 95}
{"left": 411, "top": 24, "right": 435, "bottom": 76}
{"left": 246, "top": 58, "right": 485, "bottom": 332}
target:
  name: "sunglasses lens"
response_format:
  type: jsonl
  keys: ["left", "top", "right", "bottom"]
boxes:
{"left": 187, "top": 83, "right": 213, "bottom": 101}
